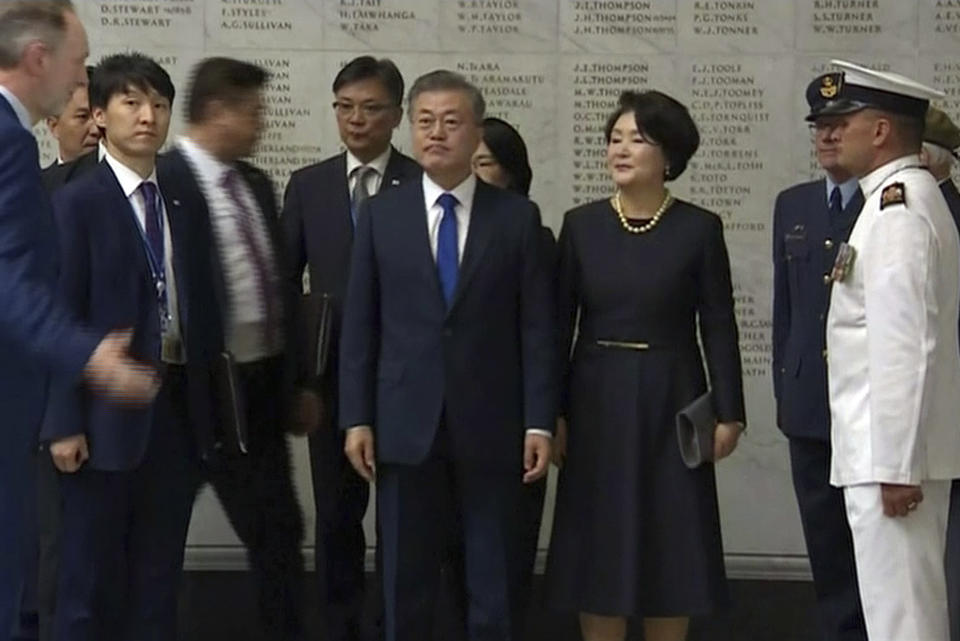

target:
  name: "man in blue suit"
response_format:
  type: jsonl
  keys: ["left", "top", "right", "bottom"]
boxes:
{"left": 41, "top": 53, "right": 197, "bottom": 641}
{"left": 339, "top": 70, "right": 555, "bottom": 641}
{"left": 771, "top": 74, "right": 867, "bottom": 641}
{"left": 0, "top": 4, "right": 157, "bottom": 639}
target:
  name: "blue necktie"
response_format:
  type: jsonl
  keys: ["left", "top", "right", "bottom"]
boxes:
{"left": 829, "top": 185, "right": 842, "bottom": 215}
{"left": 140, "top": 181, "right": 163, "bottom": 266}
{"left": 436, "top": 192, "right": 459, "bottom": 307}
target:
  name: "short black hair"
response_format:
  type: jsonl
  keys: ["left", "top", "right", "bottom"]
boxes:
{"left": 332, "top": 56, "right": 404, "bottom": 107}
{"left": 89, "top": 53, "right": 175, "bottom": 111}
{"left": 604, "top": 90, "right": 700, "bottom": 181}
{"left": 186, "top": 57, "right": 269, "bottom": 125}
{"left": 408, "top": 69, "right": 485, "bottom": 124}
{"left": 481, "top": 117, "right": 532, "bottom": 196}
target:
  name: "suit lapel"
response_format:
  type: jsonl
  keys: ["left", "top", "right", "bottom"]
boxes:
{"left": 393, "top": 181, "right": 444, "bottom": 305}
{"left": 160, "top": 149, "right": 230, "bottom": 339}
{"left": 162, "top": 187, "right": 189, "bottom": 328}
{"left": 330, "top": 153, "right": 354, "bottom": 241}
{"left": 382, "top": 147, "right": 417, "bottom": 190}
{"left": 448, "top": 182, "right": 497, "bottom": 314}
{"left": 95, "top": 162, "right": 153, "bottom": 283}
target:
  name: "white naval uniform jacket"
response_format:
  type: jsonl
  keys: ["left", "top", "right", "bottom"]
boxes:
{"left": 827, "top": 154, "right": 960, "bottom": 487}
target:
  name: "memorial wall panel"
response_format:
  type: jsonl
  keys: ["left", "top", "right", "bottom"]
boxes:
{"left": 52, "top": 0, "right": 959, "bottom": 564}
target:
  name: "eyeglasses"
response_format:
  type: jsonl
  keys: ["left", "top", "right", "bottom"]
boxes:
{"left": 332, "top": 101, "right": 393, "bottom": 118}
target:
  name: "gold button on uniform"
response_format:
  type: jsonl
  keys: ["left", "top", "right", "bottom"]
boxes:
{"left": 823, "top": 273, "right": 831, "bottom": 284}
{"left": 824, "top": 238, "right": 834, "bottom": 249}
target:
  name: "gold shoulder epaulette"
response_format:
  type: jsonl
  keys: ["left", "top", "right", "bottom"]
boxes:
{"left": 880, "top": 182, "right": 906, "bottom": 210}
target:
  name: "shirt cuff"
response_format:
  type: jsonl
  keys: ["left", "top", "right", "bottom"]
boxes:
{"left": 347, "top": 425, "right": 373, "bottom": 433}
{"left": 525, "top": 428, "right": 553, "bottom": 439}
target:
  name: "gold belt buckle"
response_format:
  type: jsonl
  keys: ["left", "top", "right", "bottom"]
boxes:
{"left": 596, "top": 339, "right": 650, "bottom": 350}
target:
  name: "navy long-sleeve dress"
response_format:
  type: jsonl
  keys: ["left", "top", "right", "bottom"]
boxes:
{"left": 545, "top": 197, "right": 745, "bottom": 617}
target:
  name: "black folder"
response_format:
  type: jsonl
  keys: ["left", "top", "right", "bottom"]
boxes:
{"left": 214, "top": 351, "right": 248, "bottom": 455}
{"left": 297, "top": 291, "right": 334, "bottom": 382}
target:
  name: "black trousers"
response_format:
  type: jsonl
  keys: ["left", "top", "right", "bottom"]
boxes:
{"left": 53, "top": 367, "right": 199, "bottom": 641}
{"left": 378, "top": 428, "right": 525, "bottom": 641}
{"left": 443, "top": 476, "right": 546, "bottom": 641}
{"left": 788, "top": 437, "right": 867, "bottom": 641}
{"left": 308, "top": 394, "right": 372, "bottom": 641}
{"left": 201, "top": 357, "right": 305, "bottom": 641}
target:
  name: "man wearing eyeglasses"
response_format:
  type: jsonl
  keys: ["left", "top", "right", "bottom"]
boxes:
{"left": 770, "top": 73, "right": 867, "bottom": 641}
{"left": 281, "top": 55, "right": 420, "bottom": 641}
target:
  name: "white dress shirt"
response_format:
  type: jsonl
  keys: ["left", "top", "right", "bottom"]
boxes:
{"left": 102, "top": 150, "right": 183, "bottom": 362}
{"left": 0, "top": 84, "right": 31, "bottom": 130}
{"left": 422, "top": 172, "right": 474, "bottom": 263}
{"left": 177, "top": 136, "right": 281, "bottom": 362}
{"left": 346, "top": 146, "right": 391, "bottom": 196}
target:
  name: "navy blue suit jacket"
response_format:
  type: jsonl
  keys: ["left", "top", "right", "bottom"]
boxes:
{"left": 772, "top": 178, "right": 863, "bottom": 440}
{"left": 41, "top": 161, "right": 176, "bottom": 471}
{"left": 338, "top": 178, "right": 555, "bottom": 468}
{"left": 0, "top": 96, "right": 100, "bottom": 442}
{"left": 941, "top": 179, "right": 960, "bottom": 232}
{"left": 281, "top": 148, "right": 421, "bottom": 390}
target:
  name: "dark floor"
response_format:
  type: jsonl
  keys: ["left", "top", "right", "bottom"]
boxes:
{"left": 177, "top": 572, "right": 819, "bottom": 641}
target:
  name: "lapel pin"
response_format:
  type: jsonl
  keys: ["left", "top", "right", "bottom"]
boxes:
{"left": 391, "top": 178, "right": 400, "bottom": 186}
{"left": 172, "top": 199, "right": 181, "bottom": 206}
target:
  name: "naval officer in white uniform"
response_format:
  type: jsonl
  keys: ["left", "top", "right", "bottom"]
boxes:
{"left": 824, "top": 59, "right": 960, "bottom": 641}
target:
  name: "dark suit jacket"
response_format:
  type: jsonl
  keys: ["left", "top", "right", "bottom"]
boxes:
{"left": 281, "top": 148, "right": 421, "bottom": 389}
{"left": 772, "top": 179, "right": 863, "bottom": 440}
{"left": 338, "top": 178, "right": 555, "bottom": 468}
{"left": 157, "top": 147, "right": 295, "bottom": 456}
{"left": 40, "top": 149, "right": 100, "bottom": 193}
{"left": 0, "top": 95, "right": 100, "bottom": 443}
{"left": 41, "top": 161, "right": 171, "bottom": 471}
{"left": 941, "top": 179, "right": 960, "bottom": 232}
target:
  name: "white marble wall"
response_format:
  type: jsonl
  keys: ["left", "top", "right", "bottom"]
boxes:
{"left": 37, "top": 0, "right": 960, "bottom": 573}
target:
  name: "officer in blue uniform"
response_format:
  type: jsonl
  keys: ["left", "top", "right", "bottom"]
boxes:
{"left": 771, "top": 73, "right": 867, "bottom": 641}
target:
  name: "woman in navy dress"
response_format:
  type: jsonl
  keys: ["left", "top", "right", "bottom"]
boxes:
{"left": 545, "top": 90, "right": 746, "bottom": 641}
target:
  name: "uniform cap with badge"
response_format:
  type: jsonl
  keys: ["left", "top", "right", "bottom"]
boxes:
{"left": 810, "top": 61, "right": 946, "bottom": 281}
{"left": 806, "top": 60, "right": 944, "bottom": 122}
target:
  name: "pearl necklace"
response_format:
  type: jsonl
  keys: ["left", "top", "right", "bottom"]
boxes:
{"left": 611, "top": 189, "right": 673, "bottom": 234}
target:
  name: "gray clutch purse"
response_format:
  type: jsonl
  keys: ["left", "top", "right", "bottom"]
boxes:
{"left": 676, "top": 391, "right": 715, "bottom": 469}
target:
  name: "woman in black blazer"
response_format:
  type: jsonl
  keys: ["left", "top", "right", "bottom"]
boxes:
{"left": 545, "top": 90, "right": 745, "bottom": 641}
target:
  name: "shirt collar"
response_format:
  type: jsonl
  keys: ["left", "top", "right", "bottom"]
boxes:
{"left": 178, "top": 135, "right": 233, "bottom": 181}
{"left": 423, "top": 171, "right": 476, "bottom": 210}
{"left": 103, "top": 149, "right": 158, "bottom": 199}
{"left": 824, "top": 174, "right": 860, "bottom": 210}
{"left": 0, "top": 85, "right": 32, "bottom": 130}
{"left": 346, "top": 146, "right": 391, "bottom": 178}
{"left": 859, "top": 154, "right": 923, "bottom": 201}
